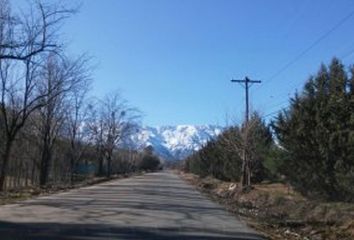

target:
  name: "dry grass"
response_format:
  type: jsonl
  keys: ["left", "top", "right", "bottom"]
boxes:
{"left": 180, "top": 171, "right": 354, "bottom": 240}
{"left": 0, "top": 172, "right": 143, "bottom": 206}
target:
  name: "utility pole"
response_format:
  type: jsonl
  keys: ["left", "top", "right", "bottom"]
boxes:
{"left": 231, "top": 77, "right": 261, "bottom": 123}
{"left": 231, "top": 76, "right": 261, "bottom": 188}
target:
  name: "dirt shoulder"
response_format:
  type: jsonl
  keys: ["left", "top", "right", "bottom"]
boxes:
{"left": 180, "top": 172, "right": 354, "bottom": 240}
{"left": 0, "top": 172, "right": 143, "bottom": 206}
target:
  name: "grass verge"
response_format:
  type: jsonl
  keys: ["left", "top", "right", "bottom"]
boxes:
{"left": 0, "top": 172, "right": 143, "bottom": 206}
{"left": 180, "top": 172, "right": 354, "bottom": 240}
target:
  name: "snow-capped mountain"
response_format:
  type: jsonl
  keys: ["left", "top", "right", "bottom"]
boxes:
{"left": 125, "top": 125, "right": 223, "bottom": 161}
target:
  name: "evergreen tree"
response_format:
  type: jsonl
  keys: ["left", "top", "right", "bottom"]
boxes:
{"left": 272, "top": 58, "right": 354, "bottom": 201}
{"left": 247, "top": 113, "right": 273, "bottom": 183}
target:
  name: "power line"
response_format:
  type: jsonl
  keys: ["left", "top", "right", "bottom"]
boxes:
{"left": 265, "top": 44, "right": 354, "bottom": 103}
{"left": 264, "top": 99, "right": 289, "bottom": 111}
{"left": 232, "top": 9, "right": 354, "bottom": 122}
{"left": 256, "top": 9, "right": 354, "bottom": 91}
{"left": 261, "top": 42, "right": 354, "bottom": 119}
{"left": 263, "top": 109, "right": 284, "bottom": 118}
{"left": 342, "top": 46, "right": 354, "bottom": 59}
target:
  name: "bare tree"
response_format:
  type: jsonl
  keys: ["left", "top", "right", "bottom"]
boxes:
{"left": 0, "top": 0, "right": 75, "bottom": 190}
{"left": 101, "top": 93, "right": 140, "bottom": 177}
{"left": 0, "top": 0, "right": 74, "bottom": 60}
{"left": 34, "top": 54, "right": 90, "bottom": 187}
{"left": 36, "top": 56, "right": 66, "bottom": 187}
{"left": 65, "top": 67, "right": 91, "bottom": 184}
{"left": 86, "top": 101, "right": 105, "bottom": 176}
{"left": 219, "top": 120, "right": 255, "bottom": 189}
{"left": 220, "top": 113, "right": 272, "bottom": 189}
{"left": 87, "top": 92, "right": 140, "bottom": 177}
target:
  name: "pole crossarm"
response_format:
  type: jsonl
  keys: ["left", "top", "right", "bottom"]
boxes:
{"left": 230, "top": 76, "right": 261, "bottom": 123}
{"left": 231, "top": 78, "right": 261, "bottom": 83}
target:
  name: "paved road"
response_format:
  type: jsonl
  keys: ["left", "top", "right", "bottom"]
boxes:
{"left": 0, "top": 171, "right": 263, "bottom": 240}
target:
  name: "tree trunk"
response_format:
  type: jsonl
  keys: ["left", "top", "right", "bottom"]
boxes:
{"left": 240, "top": 149, "right": 251, "bottom": 188}
{"left": 39, "top": 140, "right": 52, "bottom": 187}
{"left": 106, "top": 150, "right": 112, "bottom": 178}
{"left": 0, "top": 139, "right": 14, "bottom": 191}
{"left": 70, "top": 150, "right": 75, "bottom": 184}
{"left": 31, "top": 158, "right": 37, "bottom": 186}
{"left": 70, "top": 155, "right": 75, "bottom": 184}
{"left": 25, "top": 162, "right": 29, "bottom": 187}
{"left": 97, "top": 146, "right": 104, "bottom": 176}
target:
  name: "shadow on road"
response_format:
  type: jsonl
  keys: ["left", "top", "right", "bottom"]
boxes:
{"left": 0, "top": 221, "right": 262, "bottom": 240}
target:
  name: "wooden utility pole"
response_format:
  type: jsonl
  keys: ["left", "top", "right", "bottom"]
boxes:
{"left": 231, "top": 77, "right": 261, "bottom": 123}
{"left": 231, "top": 77, "right": 261, "bottom": 188}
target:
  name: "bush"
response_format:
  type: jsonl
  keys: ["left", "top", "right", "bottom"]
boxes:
{"left": 139, "top": 155, "right": 161, "bottom": 171}
{"left": 184, "top": 113, "right": 274, "bottom": 184}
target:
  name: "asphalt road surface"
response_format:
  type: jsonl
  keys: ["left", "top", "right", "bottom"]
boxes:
{"left": 0, "top": 171, "right": 264, "bottom": 240}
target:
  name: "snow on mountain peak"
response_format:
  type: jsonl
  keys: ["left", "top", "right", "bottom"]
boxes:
{"left": 125, "top": 125, "right": 223, "bottom": 161}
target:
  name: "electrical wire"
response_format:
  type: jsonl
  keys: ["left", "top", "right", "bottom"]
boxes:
{"left": 255, "top": 9, "right": 354, "bottom": 92}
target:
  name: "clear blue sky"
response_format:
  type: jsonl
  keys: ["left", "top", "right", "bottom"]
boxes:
{"left": 58, "top": 0, "right": 354, "bottom": 126}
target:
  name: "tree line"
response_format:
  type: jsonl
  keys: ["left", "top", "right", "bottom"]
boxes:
{"left": 0, "top": 0, "right": 161, "bottom": 191}
{"left": 184, "top": 58, "right": 354, "bottom": 202}
{"left": 184, "top": 113, "right": 274, "bottom": 184}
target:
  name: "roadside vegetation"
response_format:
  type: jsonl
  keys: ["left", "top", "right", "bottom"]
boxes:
{"left": 182, "top": 172, "right": 354, "bottom": 240}
{"left": 0, "top": 0, "right": 161, "bottom": 197}
{"left": 182, "top": 58, "right": 354, "bottom": 239}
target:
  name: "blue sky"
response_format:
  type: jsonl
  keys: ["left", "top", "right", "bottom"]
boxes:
{"left": 53, "top": 0, "right": 354, "bottom": 126}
